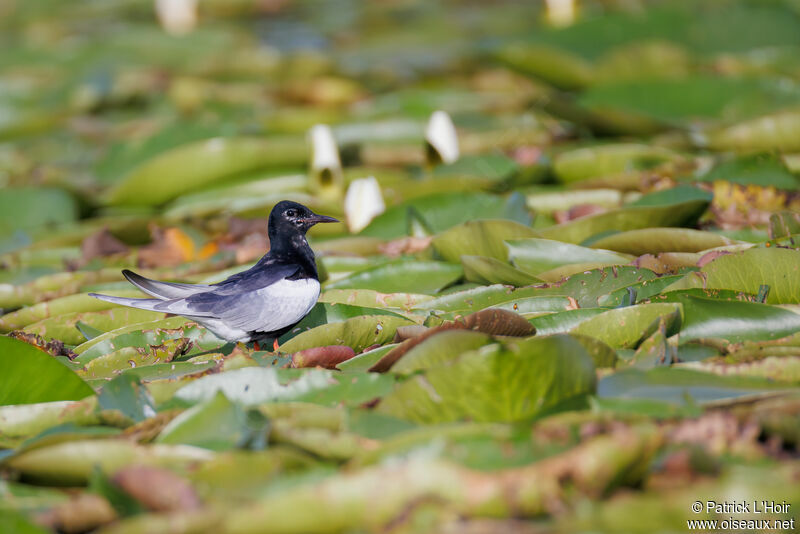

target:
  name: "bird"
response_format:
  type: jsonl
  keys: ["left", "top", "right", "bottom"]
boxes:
{"left": 89, "top": 200, "right": 338, "bottom": 351}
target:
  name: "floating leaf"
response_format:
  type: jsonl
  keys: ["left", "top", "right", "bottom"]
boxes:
{"left": 390, "top": 330, "right": 492, "bottom": 375}
{"left": 319, "top": 289, "right": 432, "bottom": 310}
{"left": 433, "top": 220, "right": 538, "bottom": 262}
{"left": 679, "top": 295, "right": 800, "bottom": 344}
{"left": 4, "top": 440, "right": 213, "bottom": 485}
{"left": 571, "top": 303, "right": 681, "bottom": 349}
{"left": 0, "top": 187, "right": 78, "bottom": 236}
{"left": 598, "top": 367, "right": 794, "bottom": 406}
{"left": 0, "top": 336, "right": 94, "bottom": 406}
{"left": 529, "top": 309, "right": 607, "bottom": 335}
{"left": 173, "top": 367, "right": 393, "bottom": 408}
{"left": 461, "top": 255, "right": 543, "bottom": 286}
{"left": 324, "top": 260, "right": 462, "bottom": 294}
{"left": 538, "top": 199, "right": 710, "bottom": 244}
{"left": 291, "top": 345, "right": 356, "bottom": 369}
{"left": 156, "top": 392, "right": 265, "bottom": 451}
{"left": 97, "top": 374, "right": 156, "bottom": 424}
{"left": 23, "top": 307, "right": 165, "bottom": 345}
{"left": 0, "top": 291, "right": 144, "bottom": 332}
{"left": 279, "top": 315, "right": 414, "bottom": 354}
{"left": 589, "top": 228, "right": 742, "bottom": 255}
{"left": 506, "top": 238, "right": 632, "bottom": 275}
{"left": 664, "top": 247, "right": 800, "bottom": 304}
{"left": 553, "top": 144, "right": 680, "bottom": 184}
{"left": 360, "top": 192, "right": 530, "bottom": 239}
{"left": 105, "top": 137, "right": 308, "bottom": 206}
{"left": 378, "top": 335, "right": 596, "bottom": 423}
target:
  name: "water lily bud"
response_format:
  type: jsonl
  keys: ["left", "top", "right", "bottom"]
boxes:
{"left": 344, "top": 176, "right": 385, "bottom": 233}
{"left": 545, "top": 0, "right": 576, "bottom": 27}
{"left": 425, "top": 111, "right": 459, "bottom": 165}
{"left": 155, "top": 0, "right": 198, "bottom": 36}
{"left": 308, "top": 124, "right": 344, "bottom": 201}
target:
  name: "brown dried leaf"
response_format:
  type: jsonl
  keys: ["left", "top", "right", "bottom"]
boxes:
{"left": 392, "top": 325, "right": 429, "bottom": 343}
{"left": 371, "top": 309, "right": 534, "bottom": 372}
{"left": 8, "top": 330, "right": 76, "bottom": 359}
{"left": 291, "top": 345, "right": 356, "bottom": 369}
{"left": 379, "top": 237, "right": 433, "bottom": 258}
{"left": 81, "top": 228, "right": 129, "bottom": 261}
{"left": 138, "top": 226, "right": 197, "bottom": 268}
{"left": 459, "top": 308, "right": 536, "bottom": 337}
{"left": 36, "top": 493, "right": 116, "bottom": 534}
{"left": 113, "top": 465, "right": 201, "bottom": 512}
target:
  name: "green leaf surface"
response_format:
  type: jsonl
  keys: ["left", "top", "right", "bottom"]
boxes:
{"left": 506, "top": 238, "right": 632, "bottom": 275}
{"left": 571, "top": 303, "right": 681, "bottom": 349}
{"left": 679, "top": 295, "right": 800, "bottom": 344}
{"left": 23, "top": 307, "right": 165, "bottom": 345}
{"left": 173, "top": 367, "right": 394, "bottom": 408}
{"left": 598, "top": 367, "right": 794, "bottom": 405}
{"left": 433, "top": 220, "right": 538, "bottom": 262}
{"left": 97, "top": 374, "right": 156, "bottom": 424}
{"left": 360, "top": 192, "right": 530, "bottom": 239}
{"left": 105, "top": 137, "right": 308, "bottom": 206}
{"left": 538, "top": 200, "right": 710, "bottom": 244}
{"left": 279, "top": 315, "right": 414, "bottom": 354}
{"left": 0, "top": 336, "right": 94, "bottom": 406}
{"left": 589, "top": 228, "right": 742, "bottom": 255}
{"left": 664, "top": 247, "right": 800, "bottom": 304}
{"left": 378, "top": 335, "right": 596, "bottom": 423}
{"left": 461, "top": 255, "right": 543, "bottom": 286}
{"left": 324, "top": 260, "right": 462, "bottom": 294}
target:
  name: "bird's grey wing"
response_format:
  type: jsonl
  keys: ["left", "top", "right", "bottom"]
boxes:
{"left": 211, "top": 257, "right": 305, "bottom": 294}
{"left": 176, "top": 263, "right": 316, "bottom": 332}
{"left": 88, "top": 293, "right": 165, "bottom": 311}
{"left": 122, "top": 269, "right": 213, "bottom": 300}
{"left": 192, "top": 278, "right": 320, "bottom": 333}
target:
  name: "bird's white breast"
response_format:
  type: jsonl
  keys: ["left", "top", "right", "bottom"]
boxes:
{"left": 256, "top": 278, "right": 320, "bottom": 332}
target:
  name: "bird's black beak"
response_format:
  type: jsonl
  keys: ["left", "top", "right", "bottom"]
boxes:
{"left": 300, "top": 214, "right": 339, "bottom": 225}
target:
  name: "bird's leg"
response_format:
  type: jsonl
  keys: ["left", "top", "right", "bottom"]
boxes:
{"left": 253, "top": 340, "right": 261, "bottom": 351}
{"left": 273, "top": 338, "right": 280, "bottom": 352}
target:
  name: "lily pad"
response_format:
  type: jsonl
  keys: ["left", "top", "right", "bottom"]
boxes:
{"left": 571, "top": 303, "right": 681, "bottom": 349}
{"left": 324, "top": 260, "right": 462, "bottom": 294}
{"left": 0, "top": 336, "right": 94, "bottom": 406}
{"left": 664, "top": 247, "right": 800, "bottom": 304}
{"left": 378, "top": 335, "right": 596, "bottom": 423}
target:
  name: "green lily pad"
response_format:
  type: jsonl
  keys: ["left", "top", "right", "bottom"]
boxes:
{"left": 461, "top": 255, "right": 543, "bottom": 286}
{"left": 391, "top": 330, "right": 493, "bottom": 375}
{"left": 360, "top": 192, "right": 530, "bottom": 239}
{"left": 553, "top": 144, "right": 680, "bottom": 184}
{"left": 589, "top": 228, "right": 742, "bottom": 255}
{"left": 324, "top": 260, "right": 462, "bottom": 294}
{"left": 571, "top": 303, "right": 681, "bottom": 349}
{"left": 157, "top": 391, "right": 268, "bottom": 451}
{"left": 538, "top": 199, "right": 710, "bottom": 244}
{"left": 598, "top": 367, "right": 794, "bottom": 405}
{"left": 506, "top": 238, "right": 632, "bottom": 275}
{"left": 23, "top": 307, "right": 165, "bottom": 345}
{"left": 378, "top": 335, "right": 596, "bottom": 423}
{"left": 280, "top": 315, "right": 414, "bottom": 353}
{"left": 173, "top": 367, "right": 394, "bottom": 408}
{"left": 679, "top": 295, "right": 800, "bottom": 344}
{"left": 0, "top": 336, "right": 94, "bottom": 406}
{"left": 664, "top": 247, "right": 800, "bottom": 304}
{"left": 433, "top": 219, "right": 538, "bottom": 262}
{"left": 105, "top": 137, "right": 308, "bottom": 207}
{"left": 528, "top": 309, "right": 607, "bottom": 335}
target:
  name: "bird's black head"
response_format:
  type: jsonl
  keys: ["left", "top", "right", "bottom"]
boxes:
{"left": 268, "top": 201, "right": 338, "bottom": 241}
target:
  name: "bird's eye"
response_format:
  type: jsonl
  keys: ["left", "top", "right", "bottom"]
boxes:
{"left": 286, "top": 209, "right": 297, "bottom": 217}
